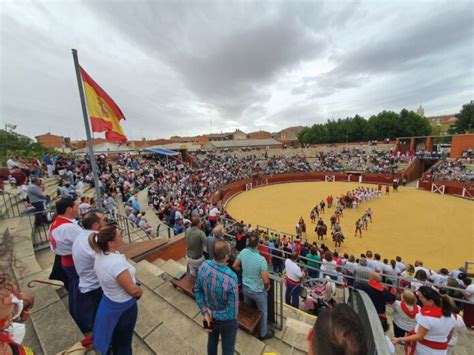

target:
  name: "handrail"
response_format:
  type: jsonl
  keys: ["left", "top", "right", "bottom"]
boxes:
{"left": 348, "top": 288, "right": 391, "bottom": 355}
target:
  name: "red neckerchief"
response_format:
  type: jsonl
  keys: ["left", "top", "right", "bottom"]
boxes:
{"left": 0, "top": 330, "right": 14, "bottom": 343}
{"left": 420, "top": 305, "right": 443, "bottom": 318}
{"left": 368, "top": 279, "right": 384, "bottom": 292}
{"left": 48, "top": 215, "right": 73, "bottom": 250}
{"left": 400, "top": 301, "right": 419, "bottom": 319}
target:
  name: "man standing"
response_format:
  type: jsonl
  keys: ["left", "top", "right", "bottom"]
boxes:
{"left": 208, "top": 205, "right": 220, "bottom": 228}
{"left": 27, "top": 177, "right": 48, "bottom": 227}
{"left": 186, "top": 217, "right": 207, "bottom": 276}
{"left": 354, "top": 258, "right": 372, "bottom": 289}
{"left": 305, "top": 246, "right": 321, "bottom": 279}
{"left": 207, "top": 224, "right": 225, "bottom": 260}
{"left": 72, "top": 211, "right": 106, "bottom": 332}
{"left": 48, "top": 197, "right": 83, "bottom": 327}
{"left": 233, "top": 233, "right": 273, "bottom": 340}
{"left": 194, "top": 240, "right": 239, "bottom": 355}
{"left": 44, "top": 154, "right": 54, "bottom": 177}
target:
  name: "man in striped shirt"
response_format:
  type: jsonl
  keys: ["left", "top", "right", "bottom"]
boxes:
{"left": 194, "top": 240, "right": 239, "bottom": 355}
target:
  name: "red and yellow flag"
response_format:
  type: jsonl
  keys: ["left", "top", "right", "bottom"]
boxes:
{"left": 80, "top": 67, "right": 127, "bottom": 142}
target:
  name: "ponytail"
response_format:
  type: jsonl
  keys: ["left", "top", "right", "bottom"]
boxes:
{"left": 88, "top": 232, "right": 102, "bottom": 253}
{"left": 88, "top": 224, "right": 118, "bottom": 254}
{"left": 440, "top": 295, "right": 453, "bottom": 317}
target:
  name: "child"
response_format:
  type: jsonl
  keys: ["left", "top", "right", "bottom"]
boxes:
{"left": 392, "top": 290, "right": 419, "bottom": 338}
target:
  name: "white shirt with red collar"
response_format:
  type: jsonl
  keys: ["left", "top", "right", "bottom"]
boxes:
{"left": 49, "top": 216, "right": 83, "bottom": 257}
{"left": 414, "top": 306, "right": 455, "bottom": 355}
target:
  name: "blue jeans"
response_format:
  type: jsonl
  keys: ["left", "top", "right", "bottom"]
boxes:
{"left": 285, "top": 281, "right": 300, "bottom": 308}
{"left": 243, "top": 286, "right": 268, "bottom": 337}
{"left": 207, "top": 319, "right": 238, "bottom": 355}
{"left": 308, "top": 269, "right": 319, "bottom": 280}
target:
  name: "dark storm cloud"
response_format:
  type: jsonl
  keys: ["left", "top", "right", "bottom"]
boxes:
{"left": 82, "top": 0, "right": 328, "bottom": 118}
{"left": 300, "top": 3, "right": 474, "bottom": 98}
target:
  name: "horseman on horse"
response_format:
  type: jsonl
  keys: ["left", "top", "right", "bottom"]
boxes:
{"left": 315, "top": 219, "right": 327, "bottom": 240}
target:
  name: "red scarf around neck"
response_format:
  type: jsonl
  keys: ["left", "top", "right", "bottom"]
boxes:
{"left": 368, "top": 279, "right": 384, "bottom": 292}
{"left": 420, "top": 305, "right": 443, "bottom": 318}
{"left": 400, "top": 301, "right": 419, "bottom": 319}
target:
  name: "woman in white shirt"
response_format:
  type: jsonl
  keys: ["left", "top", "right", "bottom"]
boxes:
{"left": 89, "top": 223, "right": 142, "bottom": 355}
{"left": 392, "top": 286, "right": 455, "bottom": 355}
{"left": 320, "top": 253, "right": 337, "bottom": 281}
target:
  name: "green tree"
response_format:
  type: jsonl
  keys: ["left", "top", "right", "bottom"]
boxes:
{"left": 450, "top": 102, "right": 474, "bottom": 134}
{"left": 0, "top": 129, "right": 56, "bottom": 165}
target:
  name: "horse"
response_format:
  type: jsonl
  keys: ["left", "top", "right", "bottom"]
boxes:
{"left": 332, "top": 230, "right": 345, "bottom": 248}
{"left": 315, "top": 224, "right": 327, "bottom": 240}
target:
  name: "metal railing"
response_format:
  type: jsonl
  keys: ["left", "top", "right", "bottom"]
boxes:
{"left": 268, "top": 273, "right": 284, "bottom": 330}
{"left": 348, "top": 288, "right": 391, "bottom": 355}
{"left": 0, "top": 190, "right": 23, "bottom": 219}
{"left": 104, "top": 212, "right": 153, "bottom": 243}
{"left": 465, "top": 261, "right": 474, "bottom": 276}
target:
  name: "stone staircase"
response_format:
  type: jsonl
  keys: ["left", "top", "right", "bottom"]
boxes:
{"left": 8, "top": 229, "right": 310, "bottom": 355}
{"left": 130, "top": 257, "right": 309, "bottom": 355}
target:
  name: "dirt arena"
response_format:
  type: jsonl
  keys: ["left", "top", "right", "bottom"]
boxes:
{"left": 225, "top": 182, "right": 474, "bottom": 270}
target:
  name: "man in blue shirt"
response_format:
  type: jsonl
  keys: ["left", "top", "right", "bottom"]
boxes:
{"left": 195, "top": 240, "right": 239, "bottom": 355}
{"left": 44, "top": 154, "right": 54, "bottom": 177}
{"left": 233, "top": 233, "right": 273, "bottom": 340}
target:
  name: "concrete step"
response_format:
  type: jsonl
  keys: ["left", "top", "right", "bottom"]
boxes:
{"left": 138, "top": 274, "right": 297, "bottom": 355}
{"left": 279, "top": 317, "right": 312, "bottom": 353}
{"left": 152, "top": 258, "right": 166, "bottom": 267}
{"left": 135, "top": 260, "right": 166, "bottom": 291}
{"left": 177, "top": 257, "right": 187, "bottom": 266}
{"left": 159, "top": 259, "right": 186, "bottom": 278}
{"left": 29, "top": 286, "right": 84, "bottom": 354}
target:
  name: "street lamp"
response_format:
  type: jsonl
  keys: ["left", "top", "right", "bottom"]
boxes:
{"left": 4, "top": 123, "right": 17, "bottom": 160}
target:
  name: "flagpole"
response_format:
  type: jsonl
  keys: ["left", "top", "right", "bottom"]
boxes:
{"left": 72, "top": 49, "right": 103, "bottom": 209}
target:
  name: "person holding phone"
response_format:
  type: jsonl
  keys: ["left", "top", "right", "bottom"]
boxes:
{"left": 194, "top": 240, "right": 239, "bottom": 355}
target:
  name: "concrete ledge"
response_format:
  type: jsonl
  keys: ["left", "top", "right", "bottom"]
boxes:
{"left": 159, "top": 259, "right": 186, "bottom": 278}
{"left": 31, "top": 300, "right": 83, "bottom": 354}
{"left": 281, "top": 317, "right": 312, "bottom": 353}
{"left": 119, "top": 237, "right": 168, "bottom": 260}
{"left": 155, "top": 282, "right": 200, "bottom": 319}
{"left": 143, "top": 323, "right": 199, "bottom": 355}
{"left": 135, "top": 260, "right": 165, "bottom": 291}
{"left": 12, "top": 254, "right": 42, "bottom": 281}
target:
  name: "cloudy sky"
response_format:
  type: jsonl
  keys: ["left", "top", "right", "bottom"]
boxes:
{"left": 1, "top": 0, "right": 473, "bottom": 141}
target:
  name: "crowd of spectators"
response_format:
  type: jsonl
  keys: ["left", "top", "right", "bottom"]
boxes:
{"left": 311, "top": 148, "right": 409, "bottom": 173}
{"left": 425, "top": 159, "right": 474, "bottom": 182}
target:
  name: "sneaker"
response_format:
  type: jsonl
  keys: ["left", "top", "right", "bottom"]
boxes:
{"left": 259, "top": 329, "right": 274, "bottom": 340}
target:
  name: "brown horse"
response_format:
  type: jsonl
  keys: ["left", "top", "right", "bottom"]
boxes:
{"left": 315, "top": 224, "right": 327, "bottom": 240}
{"left": 332, "top": 231, "right": 345, "bottom": 247}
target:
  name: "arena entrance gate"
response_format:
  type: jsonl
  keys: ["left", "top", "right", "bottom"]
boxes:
{"left": 245, "top": 182, "right": 253, "bottom": 191}
{"left": 325, "top": 175, "right": 336, "bottom": 182}
{"left": 431, "top": 183, "right": 445, "bottom": 195}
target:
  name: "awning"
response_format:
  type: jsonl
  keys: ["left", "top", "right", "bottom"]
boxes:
{"left": 144, "top": 147, "right": 179, "bottom": 156}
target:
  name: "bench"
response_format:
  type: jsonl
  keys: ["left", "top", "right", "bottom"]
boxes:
{"left": 171, "top": 273, "right": 263, "bottom": 334}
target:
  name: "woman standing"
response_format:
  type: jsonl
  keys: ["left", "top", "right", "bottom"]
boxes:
{"left": 392, "top": 286, "right": 455, "bottom": 355}
{"left": 89, "top": 224, "right": 142, "bottom": 355}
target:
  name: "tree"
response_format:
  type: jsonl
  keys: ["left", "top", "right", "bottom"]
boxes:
{"left": 296, "top": 108, "right": 432, "bottom": 144}
{"left": 0, "top": 129, "right": 56, "bottom": 165}
{"left": 450, "top": 102, "right": 474, "bottom": 134}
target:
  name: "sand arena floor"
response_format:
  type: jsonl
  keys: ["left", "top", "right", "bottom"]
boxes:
{"left": 225, "top": 182, "right": 474, "bottom": 270}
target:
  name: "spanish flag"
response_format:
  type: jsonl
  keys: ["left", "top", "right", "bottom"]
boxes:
{"left": 79, "top": 67, "right": 127, "bottom": 142}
